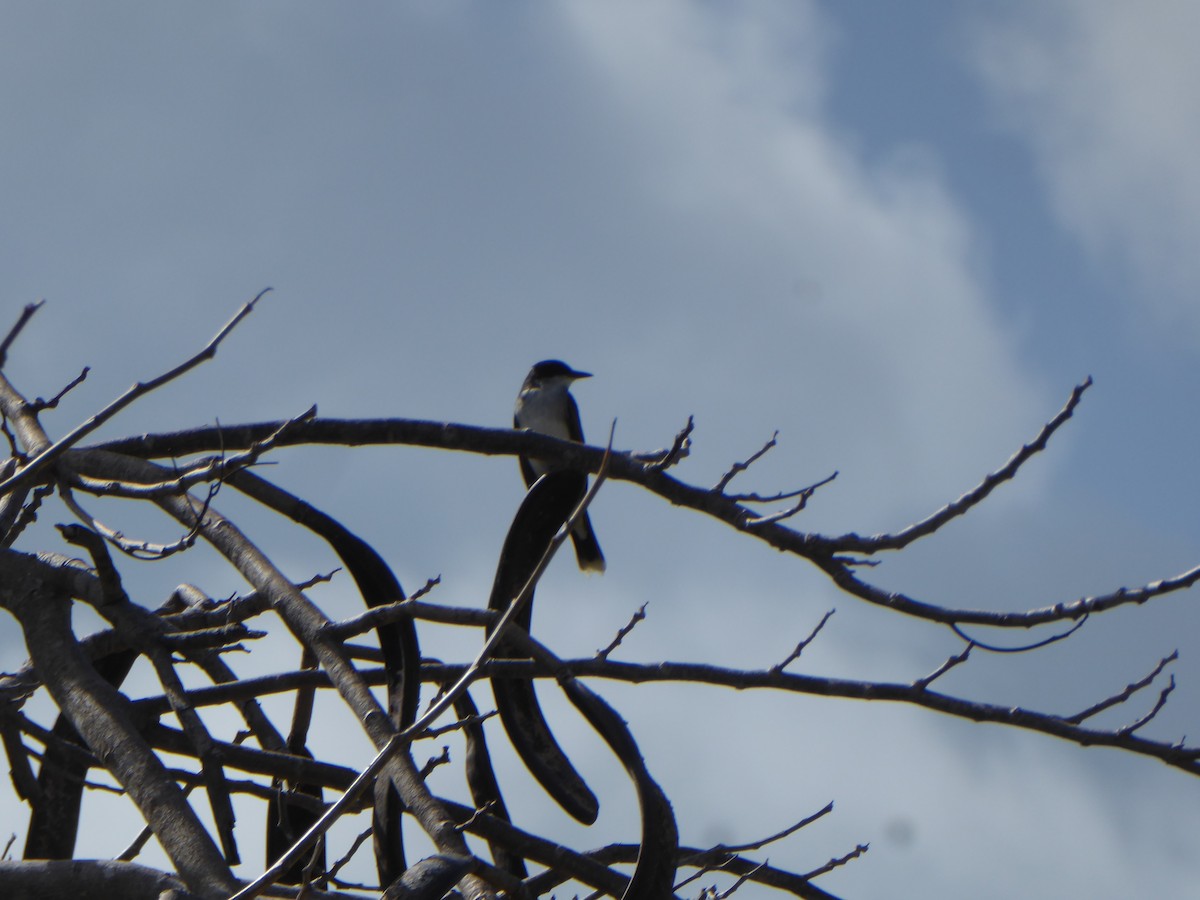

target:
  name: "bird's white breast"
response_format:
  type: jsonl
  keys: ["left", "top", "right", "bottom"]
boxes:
{"left": 515, "top": 385, "right": 573, "bottom": 440}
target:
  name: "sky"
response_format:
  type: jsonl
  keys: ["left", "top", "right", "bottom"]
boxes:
{"left": 3, "top": 2, "right": 1200, "bottom": 898}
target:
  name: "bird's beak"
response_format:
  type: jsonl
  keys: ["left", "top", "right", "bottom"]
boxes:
{"left": 571, "top": 369, "right": 592, "bottom": 380}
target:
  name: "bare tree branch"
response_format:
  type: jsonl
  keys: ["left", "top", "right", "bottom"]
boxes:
{"left": 415, "top": 655, "right": 1200, "bottom": 778}
{"left": 0, "top": 556, "right": 238, "bottom": 897}
{"left": 0, "top": 289, "right": 271, "bottom": 500}
{"left": 772, "top": 610, "right": 836, "bottom": 673}
{"left": 2, "top": 299, "right": 1195, "bottom": 900}
{"left": 228, "top": 446, "right": 612, "bottom": 899}
{"left": 824, "top": 376, "right": 1094, "bottom": 553}
{"left": 93, "top": 402, "right": 1160, "bottom": 633}
{"left": 714, "top": 430, "right": 778, "bottom": 493}
{"left": 31, "top": 366, "right": 90, "bottom": 413}
{"left": 913, "top": 643, "right": 973, "bottom": 689}
{"left": 0, "top": 301, "right": 45, "bottom": 370}
{"left": 801, "top": 844, "right": 870, "bottom": 881}
{"left": 1065, "top": 652, "right": 1179, "bottom": 725}
{"left": 637, "top": 415, "right": 693, "bottom": 471}
{"left": 596, "top": 603, "right": 648, "bottom": 660}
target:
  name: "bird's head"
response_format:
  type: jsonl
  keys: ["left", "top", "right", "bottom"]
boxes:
{"left": 526, "top": 359, "right": 592, "bottom": 389}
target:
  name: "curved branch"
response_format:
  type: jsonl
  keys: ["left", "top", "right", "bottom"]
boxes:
{"left": 86, "top": 379, "right": 1176, "bottom": 634}
{"left": 486, "top": 469, "right": 600, "bottom": 824}
{"left": 560, "top": 678, "right": 679, "bottom": 899}
{"left": 226, "top": 469, "right": 420, "bottom": 885}
{"left": 816, "top": 555, "right": 1200, "bottom": 628}
{"left": 227, "top": 451, "right": 609, "bottom": 900}
{"left": 452, "top": 688, "right": 528, "bottom": 878}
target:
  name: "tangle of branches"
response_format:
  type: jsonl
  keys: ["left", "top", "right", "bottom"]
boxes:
{"left": 0, "top": 296, "right": 1194, "bottom": 900}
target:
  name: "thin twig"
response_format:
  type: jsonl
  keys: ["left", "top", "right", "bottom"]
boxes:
{"left": 596, "top": 603, "right": 648, "bottom": 660}
{"left": 800, "top": 843, "right": 869, "bottom": 880}
{"left": 58, "top": 480, "right": 206, "bottom": 559}
{"left": 713, "top": 862, "right": 767, "bottom": 898}
{"left": 324, "top": 600, "right": 418, "bottom": 641}
{"left": 326, "top": 827, "right": 374, "bottom": 883}
{"left": 714, "top": 431, "right": 778, "bottom": 493}
{"left": 0, "top": 301, "right": 45, "bottom": 370}
{"left": 913, "top": 643, "right": 974, "bottom": 690}
{"left": 772, "top": 610, "right": 835, "bottom": 673}
{"left": 1118, "top": 676, "right": 1175, "bottom": 737}
{"left": 423, "top": 709, "right": 497, "bottom": 740}
{"left": 118, "top": 781, "right": 200, "bottom": 861}
{"left": 639, "top": 416, "right": 694, "bottom": 472}
{"left": 453, "top": 800, "right": 498, "bottom": 834}
{"left": 829, "top": 377, "right": 1093, "bottom": 553}
{"left": 31, "top": 367, "right": 90, "bottom": 412}
{"left": 741, "top": 472, "right": 837, "bottom": 527}
{"left": 1065, "top": 651, "right": 1178, "bottom": 724}
{"left": 1, "top": 482, "right": 53, "bottom": 547}
{"left": 726, "top": 484, "right": 834, "bottom": 504}
{"left": 950, "top": 614, "right": 1088, "bottom": 652}
{"left": 409, "top": 575, "right": 441, "bottom": 602}
{"left": 673, "top": 862, "right": 728, "bottom": 894}
{"left": 814, "top": 551, "right": 1176, "bottom": 627}
{"left": 419, "top": 746, "right": 452, "bottom": 779}
{"left": 687, "top": 803, "right": 834, "bottom": 863}
{"left": 68, "top": 406, "right": 316, "bottom": 500}
{"left": 0, "top": 288, "right": 270, "bottom": 499}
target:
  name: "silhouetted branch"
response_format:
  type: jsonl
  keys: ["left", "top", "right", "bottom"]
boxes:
{"left": 67, "top": 405, "right": 315, "bottom": 500}
{"left": 92, "top": 395, "right": 1164, "bottom": 633}
{"left": 416, "top": 654, "right": 1200, "bottom": 778}
{"left": 0, "top": 289, "right": 272, "bottom": 500}
{"left": 31, "top": 366, "right": 90, "bottom": 413}
{"left": 2, "top": 298, "right": 1194, "bottom": 900}
{"left": 597, "top": 603, "right": 648, "bottom": 660}
{"left": 1066, "top": 651, "right": 1178, "bottom": 725}
{"left": 0, "top": 301, "right": 45, "bottom": 369}
{"left": 825, "top": 376, "right": 1094, "bottom": 553}
{"left": 772, "top": 609, "right": 835, "bottom": 673}
{"left": 913, "top": 643, "right": 973, "bottom": 689}
{"left": 714, "top": 430, "right": 778, "bottom": 493}
{"left": 638, "top": 415, "right": 693, "bottom": 471}
{"left": 801, "top": 844, "right": 869, "bottom": 881}
{"left": 0, "top": 557, "right": 238, "bottom": 896}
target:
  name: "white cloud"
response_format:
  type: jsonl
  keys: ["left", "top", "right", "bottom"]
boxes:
{"left": 554, "top": 0, "right": 1049, "bottom": 532}
{"left": 970, "top": 1, "right": 1200, "bottom": 330}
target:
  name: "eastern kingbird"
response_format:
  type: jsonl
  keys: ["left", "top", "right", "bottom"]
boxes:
{"left": 513, "top": 359, "right": 606, "bottom": 573}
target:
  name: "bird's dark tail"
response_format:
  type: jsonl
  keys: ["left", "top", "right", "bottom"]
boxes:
{"left": 572, "top": 512, "right": 606, "bottom": 574}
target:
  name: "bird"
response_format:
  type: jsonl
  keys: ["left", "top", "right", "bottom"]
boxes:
{"left": 513, "top": 359, "right": 606, "bottom": 573}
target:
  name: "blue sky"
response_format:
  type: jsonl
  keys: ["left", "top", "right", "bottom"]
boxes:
{"left": 3, "top": 3, "right": 1200, "bottom": 898}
